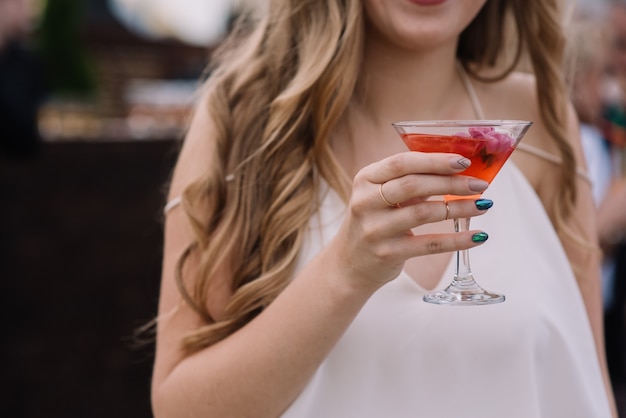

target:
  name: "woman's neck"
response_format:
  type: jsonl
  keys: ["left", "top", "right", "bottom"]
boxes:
{"left": 355, "top": 37, "right": 466, "bottom": 124}
{"left": 330, "top": 35, "right": 479, "bottom": 179}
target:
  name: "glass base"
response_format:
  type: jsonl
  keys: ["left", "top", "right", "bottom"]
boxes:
{"left": 423, "top": 276, "right": 505, "bottom": 306}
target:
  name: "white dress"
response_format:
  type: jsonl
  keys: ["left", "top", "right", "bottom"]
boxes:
{"left": 282, "top": 161, "right": 612, "bottom": 417}
{"left": 163, "top": 66, "right": 611, "bottom": 417}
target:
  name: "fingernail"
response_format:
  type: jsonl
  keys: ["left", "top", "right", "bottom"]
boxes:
{"left": 450, "top": 157, "right": 471, "bottom": 169}
{"left": 472, "top": 232, "right": 489, "bottom": 243}
{"left": 468, "top": 179, "right": 489, "bottom": 192}
{"left": 475, "top": 199, "right": 493, "bottom": 210}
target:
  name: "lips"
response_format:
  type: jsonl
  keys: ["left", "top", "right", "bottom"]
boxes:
{"left": 408, "top": 0, "right": 447, "bottom": 5}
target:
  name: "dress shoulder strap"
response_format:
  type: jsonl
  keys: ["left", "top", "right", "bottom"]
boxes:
{"left": 164, "top": 196, "right": 182, "bottom": 215}
{"left": 163, "top": 174, "right": 235, "bottom": 215}
{"left": 516, "top": 143, "right": 591, "bottom": 184}
{"left": 456, "top": 61, "right": 486, "bottom": 120}
{"left": 456, "top": 62, "right": 591, "bottom": 184}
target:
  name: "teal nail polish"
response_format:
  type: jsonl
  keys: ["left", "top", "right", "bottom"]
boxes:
{"left": 475, "top": 199, "right": 493, "bottom": 210}
{"left": 472, "top": 232, "right": 489, "bottom": 243}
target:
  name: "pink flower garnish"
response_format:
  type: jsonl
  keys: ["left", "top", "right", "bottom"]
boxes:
{"left": 468, "top": 127, "right": 514, "bottom": 154}
{"left": 464, "top": 126, "right": 515, "bottom": 168}
{"left": 484, "top": 131, "right": 514, "bottom": 154}
{"left": 468, "top": 127, "right": 494, "bottom": 138}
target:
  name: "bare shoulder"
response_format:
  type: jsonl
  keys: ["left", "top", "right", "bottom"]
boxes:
{"left": 475, "top": 71, "right": 580, "bottom": 152}
{"left": 163, "top": 88, "right": 232, "bottom": 316}
{"left": 474, "top": 72, "right": 548, "bottom": 147}
{"left": 168, "top": 90, "right": 218, "bottom": 201}
{"left": 473, "top": 71, "right": 584, "bottom": 193}
{"left": 153, "top": 89, "right": 232, "bottom": 389}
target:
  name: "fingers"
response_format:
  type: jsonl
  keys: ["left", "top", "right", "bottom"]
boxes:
{"left": 359, "top": 152, "right": 487, "bottom": 209}
{"left": 377, "top": 174, "right": 487, "bottom": 208}
{"left": 339, "top": 151, "right": 495, "bottom": 286}
{"left": 378, "top": 183, "right": 400, "bottom": 208}
{"left": 364, "top": 152, "right": 472, "bottom": 185}
{"left": 392, "top": 230, "right": 489, "bottom": 261}
{"left": 351, "top": 150, "right": 493, "bottom": 238}
{"left": 371, "top": 198, "right": 493, "bottom": 237}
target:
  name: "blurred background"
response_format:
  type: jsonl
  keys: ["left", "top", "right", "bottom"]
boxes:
{"left": 0, "top": 0, "right": 260, "bottom": 417}
{"left": 1, "top": 0, "right": 626, "bottom": 417}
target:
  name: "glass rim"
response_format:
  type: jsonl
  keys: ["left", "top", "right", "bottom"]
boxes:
{"left": 391, "top": 119, "right": 533, "bottom": 127}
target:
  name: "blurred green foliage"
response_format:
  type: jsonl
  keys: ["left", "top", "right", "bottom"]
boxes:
{"left": 37, "top": 0, "right": 96, "bottom": 97}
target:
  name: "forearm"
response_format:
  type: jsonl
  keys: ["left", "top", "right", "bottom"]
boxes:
{"left": 152, "top": 246, "right": 377, "bottom": 418}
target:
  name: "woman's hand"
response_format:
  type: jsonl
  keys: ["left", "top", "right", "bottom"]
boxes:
{"left": 329, "top": 151, "right": 492, "bottom": 291}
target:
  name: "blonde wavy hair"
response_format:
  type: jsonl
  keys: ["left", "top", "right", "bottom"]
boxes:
{"left": 174, "top": 0, "right": 575, "bottom": 353}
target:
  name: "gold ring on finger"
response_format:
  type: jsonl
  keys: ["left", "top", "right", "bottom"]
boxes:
{"left": 379, "top": 183, "right": 400, "bottom": 208}
{"left": 443, "top": 200, "right": 450, "bottom": 221}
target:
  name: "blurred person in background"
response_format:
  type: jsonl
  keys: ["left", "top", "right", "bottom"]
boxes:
{"left": 0, "top": 0, "right": 46, "bottom": 159}
{"left": 603, "top": 0, "right": 626, "bottom": 389}
{"left": 604, "top": 0, "right": 626, "bottom": 149}
{"left": 151, "top": 1, "right": 616, "bottom": 417}
{"left": 568, "top": 6, "right": 626, "bottom": 388}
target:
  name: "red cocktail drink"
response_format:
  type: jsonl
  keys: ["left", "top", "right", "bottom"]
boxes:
{"left": 400, "top": 127, "right": 516, "bottom": 200}
{"left": 392, "top": 120, "right": 532, "bottom": 305}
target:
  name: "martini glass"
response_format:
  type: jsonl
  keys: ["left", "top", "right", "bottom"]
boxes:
{"left": 392, "top": 120, "right": 532, "bottom": 305}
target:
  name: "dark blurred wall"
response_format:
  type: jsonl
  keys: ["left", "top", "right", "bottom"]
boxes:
{"left": 0, "top": 139, "right": 178, "bottom": 417}
{"left": 0, "top": 1, "right": 209, "bottom": 417}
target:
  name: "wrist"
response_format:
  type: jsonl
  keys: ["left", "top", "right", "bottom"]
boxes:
{"left": 316, "top": 245, "right": 382, "bottom": 301}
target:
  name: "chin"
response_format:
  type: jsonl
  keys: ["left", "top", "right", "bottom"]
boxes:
{"left": 363, "top": 0, "right": 487, "bottom": 49}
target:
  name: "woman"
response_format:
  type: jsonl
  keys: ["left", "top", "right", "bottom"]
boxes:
{"left": 151, "top": 1, "right": 616, "bottom": 416}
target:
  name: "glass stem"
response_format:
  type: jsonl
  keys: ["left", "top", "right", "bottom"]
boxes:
{"left": 454, "top": 217, "right": 473, "bottom": 282}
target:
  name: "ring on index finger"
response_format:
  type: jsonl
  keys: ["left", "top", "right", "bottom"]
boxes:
{"left": 379, "top": 183, "right": 400, "bottom": 208}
